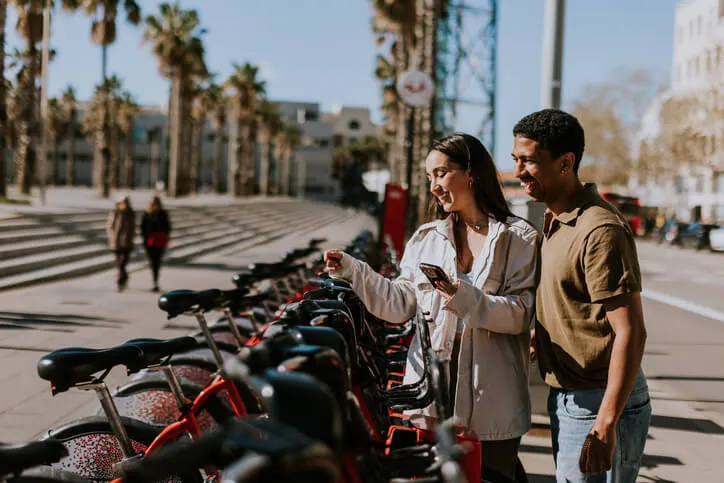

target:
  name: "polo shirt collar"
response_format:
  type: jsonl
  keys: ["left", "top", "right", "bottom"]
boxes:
{"left": 547, "top": 183, "right": 599, "bottom": 226}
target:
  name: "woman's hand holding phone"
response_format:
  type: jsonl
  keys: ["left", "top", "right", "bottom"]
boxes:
{"left": 419, "top": 263, "right": 458, "bottom": 299}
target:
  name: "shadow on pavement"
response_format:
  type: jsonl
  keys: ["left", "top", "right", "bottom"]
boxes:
{"left": 641, "top": 453, "right": 683, "bottom": 470}
{"left": 0, "top": 311, "right": 127, "bottom": 332}
{"left": 164, "top": 261, "right": 249, "bottom": 272}
{"left": 0, "top": 345, "right": 54, "bottom": 352}
{"left": 648, "top": 375, "right": 724, "bottom": 382}
{"left": 650, "top": 414, "right": 724, "bottom": 435}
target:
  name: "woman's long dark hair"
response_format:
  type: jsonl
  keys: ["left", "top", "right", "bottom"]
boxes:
{"left": 427, "top": 133, "right": 513, "bottom": 223}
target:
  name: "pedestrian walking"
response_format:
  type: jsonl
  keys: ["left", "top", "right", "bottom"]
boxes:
{"left": 513, "top": 109, "right": 651, "bottom": 483}
{"left": 141, "top": 195, "right": 171, "bottom": 293}
{"left": 106, "top": 195, "right": 136, "bottom": 292}
{"left": 326, "top": 133, "right": 540, "bottom": 480}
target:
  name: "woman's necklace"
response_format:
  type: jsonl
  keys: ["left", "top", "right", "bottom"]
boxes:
{"left": 460, "top": 217, "right": 487, "bottom": 234}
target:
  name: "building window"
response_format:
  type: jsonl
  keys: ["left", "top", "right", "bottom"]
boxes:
{"left": 695, "top": 56, "right": 700, "bottom": 76}
{"left": 698, "top": 15, "right": 703, "bottom": 35}
{"left": 715, "top": 172, "right": 724, "bottom": 193}
{"left": 317, "top": 139, "right": 329, "bottom": 147}
{"left": 348, "top": 120, "right": 360, "bottom": 130}
{"left": 689, "top": 19, "right": 694, "bottom": 37}
{"left": 333, "top": 134, "right": 344, "bottom": 148}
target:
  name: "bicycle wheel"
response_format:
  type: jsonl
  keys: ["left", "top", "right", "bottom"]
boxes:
{"left": 41, "top": 416, "right": 202, "bottom": 482}
{"left": 142, "top": 356, "right": 265, "bottom": 415}
{"left": 110, "top": 374, "right": 234, "bottom": 429}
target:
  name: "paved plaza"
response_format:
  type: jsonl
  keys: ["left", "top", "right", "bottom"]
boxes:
{"left": 0, "top": 199, "right": 722, "bottom": 481}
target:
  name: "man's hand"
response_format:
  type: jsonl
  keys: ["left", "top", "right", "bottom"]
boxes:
{"left": 579, "top": 425, "right": 616, "bottom": 476}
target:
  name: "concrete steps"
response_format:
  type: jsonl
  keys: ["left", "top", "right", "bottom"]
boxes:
{"left": 0, "top": 199, "right": 351, "bottom": 291}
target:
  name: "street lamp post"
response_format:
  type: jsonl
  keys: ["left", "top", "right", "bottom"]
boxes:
{"left": 38, "top": 0, "right": 52, "bottom": 205}
{"left": 540, "top": 0, "right": 566, "bottom": 109}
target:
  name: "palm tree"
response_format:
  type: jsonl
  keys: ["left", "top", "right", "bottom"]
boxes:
{"left": 277, "top": 122, "right": 302, "bottom": 196}
{"left": 146, "top": 126, "right": 161, "bottom": 188}
{"left": 82, "top": 74, "right": 121, "bottom": 190}
{"left": 115, "top": 91, "right": 138, "bottom": 188}
{"left": 225, "top": 63, "right": 265, "bottom": 197}
{"left": 187, "top": 82, "right": 207, "bottom": 195}
{"left": 61, "top": 85, "right": 77, "bottom": 185}
{"left": 0, "top": 0, "right": 8, "bottom": 199}
{"left": 46, "top": 97, "right": 66, "bottom": 185}
{"left": 143, "top": 2, "right": 208, "bottom": 197}
{"left": 199, "top": 81, "right": 225, "bottom": 193}
{"left": 68, "top": 0, "right": 141, "bottom": 197}
{"left": 256, "top": 98, "right": 282, "bottom": 195}
{"left": 11, "top": 1, "right": 43, "bottom": 195}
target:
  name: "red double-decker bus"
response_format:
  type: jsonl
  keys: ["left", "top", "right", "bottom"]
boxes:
{"left": 600, "top": 191, "right": 642, "bottom": 235}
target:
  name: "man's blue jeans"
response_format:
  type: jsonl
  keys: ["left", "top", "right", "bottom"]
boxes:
{"left": 548, "top": 370, "right": 652, "bottom": 483}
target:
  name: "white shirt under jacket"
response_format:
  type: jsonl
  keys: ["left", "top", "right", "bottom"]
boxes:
{"left": 330, "top": 214, "right": 540, "bottom": 440}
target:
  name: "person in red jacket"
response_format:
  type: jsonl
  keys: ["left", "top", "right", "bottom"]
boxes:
{"left": 141, "top": 196, "right": 171, "bottom": 292}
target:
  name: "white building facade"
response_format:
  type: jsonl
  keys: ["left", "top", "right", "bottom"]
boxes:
{"left": 633, "top": 0, "right": 724, "bottom": 223}
{"left": 5, "top": 100, "right": 378, "bottom": 203}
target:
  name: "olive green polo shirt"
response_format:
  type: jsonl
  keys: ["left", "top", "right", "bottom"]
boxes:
{"left": 536, "top": 183, "right": 642, "bottom": 390}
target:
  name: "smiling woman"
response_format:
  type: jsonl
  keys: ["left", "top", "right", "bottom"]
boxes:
{"left": 325, "top": 132, "right": 541, "bottom": 480}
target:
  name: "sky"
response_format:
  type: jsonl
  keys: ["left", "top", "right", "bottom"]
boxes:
{"left": 5, "top": 0, "right": 679, "bottom": 171}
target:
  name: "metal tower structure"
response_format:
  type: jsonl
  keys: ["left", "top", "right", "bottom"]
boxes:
{"left": 435, "top": 0, "right": 498, "bottom": 156}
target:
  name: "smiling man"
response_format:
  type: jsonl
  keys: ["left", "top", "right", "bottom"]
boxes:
{"left": 512, "top": 109, "right": 651, "bottom": 483}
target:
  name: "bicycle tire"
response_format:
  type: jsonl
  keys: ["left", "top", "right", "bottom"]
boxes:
{"left": 40, "top": 416, "right": 202, "bottom": 482}
{"left": 110, "top": 374, "right": 234, "bottom": 428}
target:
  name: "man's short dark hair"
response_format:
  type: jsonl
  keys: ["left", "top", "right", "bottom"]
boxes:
{"left": 513, "top": 109, "right": 585, "bottom": 174}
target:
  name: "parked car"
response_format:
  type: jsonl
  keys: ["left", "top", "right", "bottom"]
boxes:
{"left": 709, "top": 225, "right": 724, "bottom": 252}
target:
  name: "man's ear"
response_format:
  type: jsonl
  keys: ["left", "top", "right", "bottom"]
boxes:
{"left": 559, "top": 153, "right": 575, "bottom": 174}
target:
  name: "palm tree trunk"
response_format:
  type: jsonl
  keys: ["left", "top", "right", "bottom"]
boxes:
{"left": 238, "top": 121, "right": 251, "bottom": 196}
{"left": 98, "top": 93, "right": 111, "bottom": 198}
{"left": 394, "top": 39, "right": 408, "bottom": 186}
{"left": 65, "top": 112, "right": 76, "bottom": 185}
{"left": 245, "top": 123, "right": 258, "bottom": 195}
{"left": 417, "top": 0, "right": 437, "bottom": 223}
{"left": 167, "top": 73, "right": 184, "bottom": 197}
{"left": 123, "top": 122, "right": 134, "bottom": 188}
{"left": 227, "top": 111, "right": 241, "bottom": 196}
{"left": 16, "top": 47, "right": 39, "bottom": 195}
{"left": 150, "top": 135, "right": 159, "bottom": 189}
{"left": 49, "top": 135, "right": 57, "bottom": 185}
{"left": 281, "top": 147, "right": 292, "bottom": 196}
{"left": 213, "top": 127, "right": 223, "bottom": 193}
{"left": 109, "top": 124, "right": 120, "bottom": 189}
{"left": 258, "top": 129, "right": 270, "bottom": 195}
{"left": 0, "top": 0, "right": 7, "bottom": 199}
{"left": 189, "top": 118, "right": 202, "bottom": 195}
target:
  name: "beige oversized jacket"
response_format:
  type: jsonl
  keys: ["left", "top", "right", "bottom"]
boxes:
{"left": 331, "top": 215, "right": 540, "bottom": 440}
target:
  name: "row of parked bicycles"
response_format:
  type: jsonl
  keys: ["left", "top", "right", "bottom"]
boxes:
{"left": 0, "top": 231, "right": 517, "bottom": 483}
